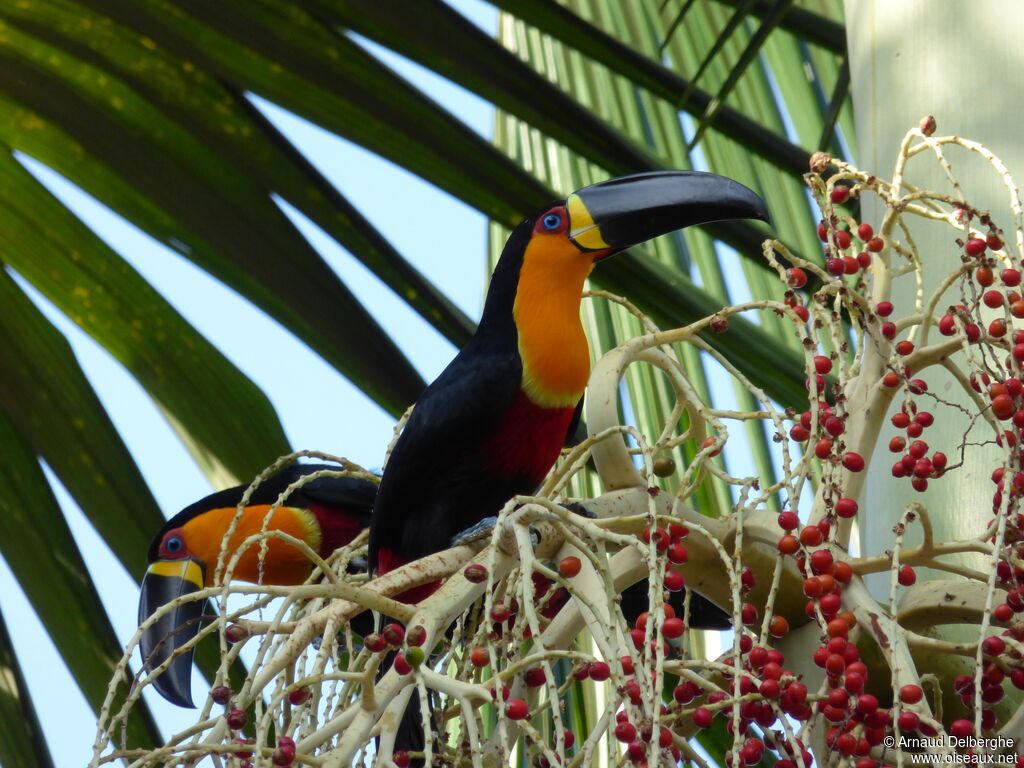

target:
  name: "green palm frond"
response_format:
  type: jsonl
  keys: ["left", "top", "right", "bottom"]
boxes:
{"left": 0, "top": 1, "right": 850, "bottom": 762}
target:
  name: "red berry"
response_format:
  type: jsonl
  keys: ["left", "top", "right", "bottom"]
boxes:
{"left": 490, "top": 602, "right": 512, "bottom": 623}
{"left": 897, "top": 565, "right": 916, "bottom": 586}
{"left": 392, "top": 752, "right": 411, "bottom": 768}
{"left": 834, "top": 561, "right": 852, "bottom": 582}
{"left": 824, "top": 416, "right": 844, "bottom": 436}
{"left": 464, "top": 563, "right": 488, "bottom": 582}
{"left": 984, "top": 289, "right": 1006, "bottom": 308}
{"left": 900, "top": 684, "right": 923, "bottom": 704}
{"left": 769, "top": 615, "right": 789, "bottom": 637}
{"left": 558, "top": 556, "right": 582, "bottom": 578}
{"left": 867, "top": 236, "right": 884, "bottom": 252}
{"left": 815, "top": 437, "right": 833, "bottom": 458}
{"left": 364, "top": 633, "right": 386, "bottom": 653}
{"left": 831, "top": 187, "right": 850, "bottom": 204}
{"left": 881, "top": 321, "right": 896, "bottom": 340}
{"left": 814, "top": 355, "right": 833, "bottom": 374}
{"left": 882, "top": 371, "right": 900, "bottom": 388}
{"left": 977, "top": 264, "right": 995, "bottom": 286}
{"left": 664, "top": 569, "right": 685, "bottom": 592}
{"left": 470, "top": 647, "right": 489, "bottom": 668}
{"left": 982, "top": 636, "right": 1006, "bottom": 656}
{"left": 668, "top": 541, "right": 689, "bottom": 564}
{"left": 810, "top": 549, "right": 834, "bottom": 574}
{"left": 524, "top": 667, "right": 546, "bottom": 687}
{"left": 662, "top": 617, "right": 686, "bottom": 638}
{"left": 827, "top": 257, "right": 845, "bottom": 275}
{"left": 993, "top": 394, "right": 1015, "bottom": 420}
{"left": 789, "top": 424, "right": 810, "bottom": 442}
{"left": 897, "top": 711, "right": 920, "bottom": 732}
{"left": 857, "top": 223, "right": 874, "bottom": 241}
{"left": 988, "top": 233, "right": 1005, "bottom": 250}
{"left": 588, "top": 661, "right": 610, "bottom": 681}
{"left": 835, "top": 499, "right": 860, "bottom": 518}
{"left": 505, "top": 699, "right": 529, "bottom": 720}
{"left": 692, "top": 707, "right": 713, "bottom": 729}
{"left": 287, "top": 687, "right": 311, "bottom": 706}
{"left": 949, "top": 719, "right": 973, "bottom": 738}
{"left": 210, "top": 686, "right": 233, "bottom": 705}
{"left": 778, "top": 535, "right": 799, "bottom": 555}
{"left": 966, "top": 238, "right": 988, "bottom": 257}
{"left": 800, "top": 525, "right": 824, "bottom": 547}
{"left": 614, "top": 721, "right": 636, "bottom": 743}
{"left": 843, "top": 452, "right": 865, "bottom": 472}
{"left": 226, "top": 709, "right": 247, "bottom": 730}
{"left": 895, "top": 340, "right": 914, "bottom": 355}
{"left": 787, "top": 268, "right": 808, "bottom": 288}
{"left": 834, "top": 230, "right": 852, "bottom": 250}
{"left": 224, "top": 624, "right": 248, "bottom": 643}
{"left": 778, "top": 510, "right": 799, "bottom": 530}
{"left": 876, "top": 301, "right": 894, "bottom": 317}
{"left": 1003, "top": 268, "right": 1022, "bottom": 287}
{"left": 938, "top": 314, "right": 955, "bottom": 335}
{"left": 382, "top": 623, "right": 405, "bottom": 647}
{"left": 393, "top": 654, "right": 412, "bottom": 675}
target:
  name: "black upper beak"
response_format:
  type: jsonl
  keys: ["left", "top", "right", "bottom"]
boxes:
{"left": 138, "top": 558, "right": 205, "bottom": 708}
{"left": 566, "top": 170, "right": 770, "bottom": 255}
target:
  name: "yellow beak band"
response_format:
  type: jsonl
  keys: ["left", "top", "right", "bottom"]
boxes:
{"left": 567, "top": 193, "right": 611, "bottom": 251}
{"left": 147, "top": 559, "right": 204, "bottom": 590}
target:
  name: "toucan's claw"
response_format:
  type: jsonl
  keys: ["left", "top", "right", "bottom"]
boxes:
{"left": 450, "top": 516, "right": 499, "bottom": 548}
{"left": 560, "top": 502, "right": 597, "bottom": 519}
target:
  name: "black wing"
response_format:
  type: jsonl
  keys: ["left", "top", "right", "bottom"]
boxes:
{"left": 368, "top": 345, "right": 522, "bottom": 570}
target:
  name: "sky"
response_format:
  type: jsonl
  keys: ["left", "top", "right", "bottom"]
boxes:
{"left": 0, "top": 1, "right": 497, "bottom": 763}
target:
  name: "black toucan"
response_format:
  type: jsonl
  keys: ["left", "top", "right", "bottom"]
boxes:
{"left": 369, "top": 171, "right": 769, "bottom": 761}
{"left": 138, "top": 464, "right": 376, "bottom": 707}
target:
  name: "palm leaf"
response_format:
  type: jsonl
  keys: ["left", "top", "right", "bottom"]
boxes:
{"left": 0, "top": 609, "right": 55, "bottom": 768}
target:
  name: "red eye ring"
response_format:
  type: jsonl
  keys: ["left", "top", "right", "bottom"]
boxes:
{"left": 533, "top": 206, "right": 568, "bottom": 235}
{"left": 158, "top": 527, "right": 188, "bottom": 559}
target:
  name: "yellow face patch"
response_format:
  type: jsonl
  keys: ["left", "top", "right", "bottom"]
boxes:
{"left": 567, "top": 193, "right": 611, "bottom": 251}
{"left": 182, "top": 504, "right": 322, "bottom": 586}
{"left": 513, "top": 234, "right": 593, "bottom": 408}
{"left": 147, "top": 559, "right": 204, "bottom": 590}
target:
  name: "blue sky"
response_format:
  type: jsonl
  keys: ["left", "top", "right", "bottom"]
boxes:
{"left": 0, "top": 1, "right": 496, "bottom": 762}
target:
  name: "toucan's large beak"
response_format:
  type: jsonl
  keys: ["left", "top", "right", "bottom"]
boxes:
{"left": 138, "top": 558, "right": 205, "bottom": 708}
{"left": 566, "top": 170, "right": 770, "bottom": 257}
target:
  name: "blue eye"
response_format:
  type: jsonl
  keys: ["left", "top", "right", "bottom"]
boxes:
{"left": 165, "top": 536, "right": 183, "bottom": 554}
{"left": 542, "top": 213, "right": 562, "bottom": 230}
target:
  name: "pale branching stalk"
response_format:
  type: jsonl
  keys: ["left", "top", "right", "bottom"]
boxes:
{"left": 95, "top": 125, "right": 1024, "bottom": 767}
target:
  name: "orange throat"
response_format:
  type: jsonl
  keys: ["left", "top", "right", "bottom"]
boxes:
{"left": 513, "top": 236, "right": 594, "bottom": 407}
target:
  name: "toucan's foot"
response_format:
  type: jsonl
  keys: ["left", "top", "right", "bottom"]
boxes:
{"left": 346, "top": 555, "right": 369, "bottom": 574}
{"left": 561, "top": 502, "right": 597, "bottom": 519}
{"left": 451, "top": 517, "right": 541, "bottom": 551}
{"left": 451, "top": 516, "right": 499, "bottom": 548}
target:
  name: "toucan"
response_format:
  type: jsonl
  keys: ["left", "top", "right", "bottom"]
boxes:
{"left": 138, "top": 463, "right": 376, "bottom": 707}
{"left": 368, "top": 171, "right": 769, "bottom": 761}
